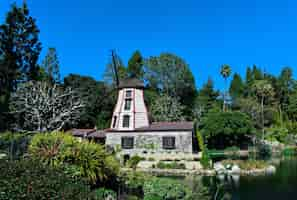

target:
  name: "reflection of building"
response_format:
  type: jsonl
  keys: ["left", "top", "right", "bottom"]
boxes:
{"left": 72, "top": 78, "right": 196, "bottom": 156}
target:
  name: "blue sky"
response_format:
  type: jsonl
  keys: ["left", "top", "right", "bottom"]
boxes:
{"left": 1, "top": 0, "right": 297, "bottom": 89}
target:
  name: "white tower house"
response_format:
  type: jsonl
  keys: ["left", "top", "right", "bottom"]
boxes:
{"left": 110, "top": 78, "right": 149, "bottom": 131}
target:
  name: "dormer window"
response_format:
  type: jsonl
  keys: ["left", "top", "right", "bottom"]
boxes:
{"left": 123, "top": 115, "right": 130, "bottom": 128}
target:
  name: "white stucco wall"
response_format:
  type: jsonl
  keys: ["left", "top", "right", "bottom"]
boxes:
{"left": 105, "top": 131, "right": 193, "bottom": 154}
{"left": 110, "top": 88, "right": 149, "bottom": 131}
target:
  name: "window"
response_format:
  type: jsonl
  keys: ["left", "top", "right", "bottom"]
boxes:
{"left": 124, "top": 99, "right": 132, "bottom": 110}
{"left": 122, "top": 137, "right": 134, "bottom": 149}
{"left": 112, "top": 116, "right": 117, "bottom": 128}
{"left": 126, "top": 90, "right": 132, "bottom": 98}
{"left": 162, "top": 137, "right": 176, "bottom": 149}
{"left": 122, "top": 115, "right": 130, "bottom": 128}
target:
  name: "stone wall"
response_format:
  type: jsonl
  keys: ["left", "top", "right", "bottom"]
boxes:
{"left": 105, "top": 131, "right": 193, "bottom": 154}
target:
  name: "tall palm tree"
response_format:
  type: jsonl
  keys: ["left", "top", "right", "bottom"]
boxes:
{"left": 253, "top": 80, "right": 274, "bottom": 140}
{"left": 220, "top": 65, "right": 232, "bottom": 112}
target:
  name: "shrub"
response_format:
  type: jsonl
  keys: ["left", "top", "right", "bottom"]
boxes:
{"left": 0, "top": 132, "right": 31, "bottom": 159}
{"left": 127, "top": 155, "right": 145, "bottom": 170}
{"left": 0, "top": 159, "right": 90, "bottom": 200}
{"left": 29, "top": 131, "right": 78, "bottom": 167}
{"left": 143, "top": 178, "right": 193, "bottom": 200}
{"left": 147, "top": 157, "right": 155, "bottom": 161}
{"left": 257, "top": 143, "right": 272, "bottom": 160}
{"left": 156, "top": 161, "right": 186, "bottom": 169}
{"left": 201, "top": 149, "right": 211, "bottom": 169}
{"left": 282, "top": 147, "right": 297, "bottom": 156}
{"left": 89, "top": 188, "right": 117, "bottom": 200}
{"left": 200, "top": 111, "right": 255, "bottom": 149}
{"left": 225, "top": 146, "right": 240, "bottom": 160}
{"left": 29, "top": 132, "right": 119, "bottom": 184}
{"left": 196, "top": 130, "right": 205, "bottom": 151}
{"left": 265, "top": 126, "right": 288, "bottom": 143}
{"left": 120, "top": 171, "right": 149, "bottom": 190}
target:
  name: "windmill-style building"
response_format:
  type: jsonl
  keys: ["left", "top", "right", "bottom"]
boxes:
{"left": 104, "top": 78, "right": 195, "bottom": 155}
{"left": 72, "top": 51, "right": 196, "bottom": 156}
{"left": 73, "top": 78, "right": 195, "bottom": 156}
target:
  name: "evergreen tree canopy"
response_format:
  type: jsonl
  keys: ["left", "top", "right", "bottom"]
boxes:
{"left": 0, "top": 2, "right": 41, "bottom": 130}
{"left": 64, "top": 74, "right": 116, "bottom": 129}
{"left": 41, "top": 47, "right": 61, "bottom": 83}
{"left": 230, "top": 73, "right": 245, "bottom": 99}
{"left": 197, "top": 78, "right": 220, "bottom": 114}
{"left": 0, "top": 2, "right": 42, "bottom": 84}
{"left": 127, "top": 50, "right": 144, "bottom": 79}
{"left": 145, "top": 53, "right": 197, "bottom": 119}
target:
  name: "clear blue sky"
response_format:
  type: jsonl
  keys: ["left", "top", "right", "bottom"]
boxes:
{"left": 1, "top": 0, "right": 297, "bottom": 89}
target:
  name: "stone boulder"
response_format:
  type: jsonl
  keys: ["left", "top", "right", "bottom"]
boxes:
{"left": 214, "top": 163, "right": 226, "bottom": 174}
{"left": 231, "top": 165, "right": 241, "bottom": 175}
{"left": 266, "top": 165, "right": 276, "bottom": 174}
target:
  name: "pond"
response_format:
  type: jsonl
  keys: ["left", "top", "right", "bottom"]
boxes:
{"left": 226, "top": 157, "right": 297, "bottom": 200}
{"left": 120, "top": 157, "right": 297, "bottom": 199}
{"left": 183, "top": 157, "right": 297, "bottom": 200}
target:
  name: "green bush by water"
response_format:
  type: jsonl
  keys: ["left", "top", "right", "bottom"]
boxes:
{"left": 143, "top": 178, "right": 193, "bottom": 200}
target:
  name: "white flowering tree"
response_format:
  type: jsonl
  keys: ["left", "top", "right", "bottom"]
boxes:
{"left": 151, "top": 94, "right": 185, "bottom": 122}
{"left": 10, "top": 81, "right": 84, "bottom": 131}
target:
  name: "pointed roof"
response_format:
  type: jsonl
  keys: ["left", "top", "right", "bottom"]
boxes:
{"left": 118, "top": 78, "right": 144, "bottom": 89}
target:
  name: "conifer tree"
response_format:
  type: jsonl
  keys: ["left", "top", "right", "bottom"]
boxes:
{"left": 230, "top": 73, "right": 245, "bottom": 100}
{"left": 41, "top": 48, "right": 61, "bottom": 84}
{"left": 0, "top": 2, "right": 41, "bottom": 130}
{"left": 127, "top": 50, "right": 144, "bottom": 79}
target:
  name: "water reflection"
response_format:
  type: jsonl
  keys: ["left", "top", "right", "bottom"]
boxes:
{"left": 184, "top": 157, "right": 297, "bottom": 200}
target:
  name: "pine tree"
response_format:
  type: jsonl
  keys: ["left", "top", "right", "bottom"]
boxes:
{"left": 41, "top": 48, "right": 61, "bottom": 84}
{"left": 197, "top": 78, "right": 220, "bottom": 114}
{"left": 0, "top": 2, "right": 41, "bottom": 130}
{"left": 127, "top": 50, "right": 144, "bottom": 79}
{"left": 0, "top": 2, "right": 42, "bottom": 84}
{"left": 230, "top": 73, "right": 245, "bottom": 99}
{"left": 276, "top": 67, "right": 294, "bottom": 114}
{"left": 252, "top": 65, "right": 263, "bottom": 80}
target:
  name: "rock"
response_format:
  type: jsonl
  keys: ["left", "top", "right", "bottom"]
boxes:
{"left": 0, "top": 153, "right": 6, "bottom": 159}
{"left": 231, "top": 165, "right": 241, "bottom": 175}
{"left": 266, "top": 165, "right": 276, "bottom": 174}
{"left": 226, "top": 164, "right": 232, "bottom": 170}
{"left": 214, "top": 163, "right": 226, "bottom": 174}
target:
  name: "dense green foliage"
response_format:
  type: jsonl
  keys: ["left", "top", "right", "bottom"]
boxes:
{"left": 145, "top": 53, "right": 197, "bottom": 119}
{"left": 127, "top": 50, "right": 144, "bottom": 79}
{"left": 150, "top": 94, "right": 185, "bottom": 122}
{"left": 200, "top": 111, "right": 254, "bottom": 149}
{"left": 29, "top": 132, "right": 119, "bottom": 184}
{"left": 0, "top": 132, "right": 31, "bottom": 159}
{"left": 126, "top": 155, "right": 145, "bottom": 170}
{"left": 143, "top": 178, "right": 193, "bottom": 200}
{"left": 0, "top": 3, "right": 42, "bottom": 130}
{"left": 64, "top": 74, "right": 116, "bottom": 129}
{"left": 40, "top": 47, "right": 61, "bottom": 83}
{"left": 0, "top": 159, "right": 90, "bottom": 200}
{"left": 89, "top": 188, "right": 117, "bottom": 200}
{"left": 156, "top": 161, "right": 186, "bottom": 169}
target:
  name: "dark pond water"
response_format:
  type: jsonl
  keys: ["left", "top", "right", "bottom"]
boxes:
{"left": 121, "top": 158, "right": 297, "bottom": 199}
{"left": 228, "top": 158, "right": 297, "bottom": 200}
